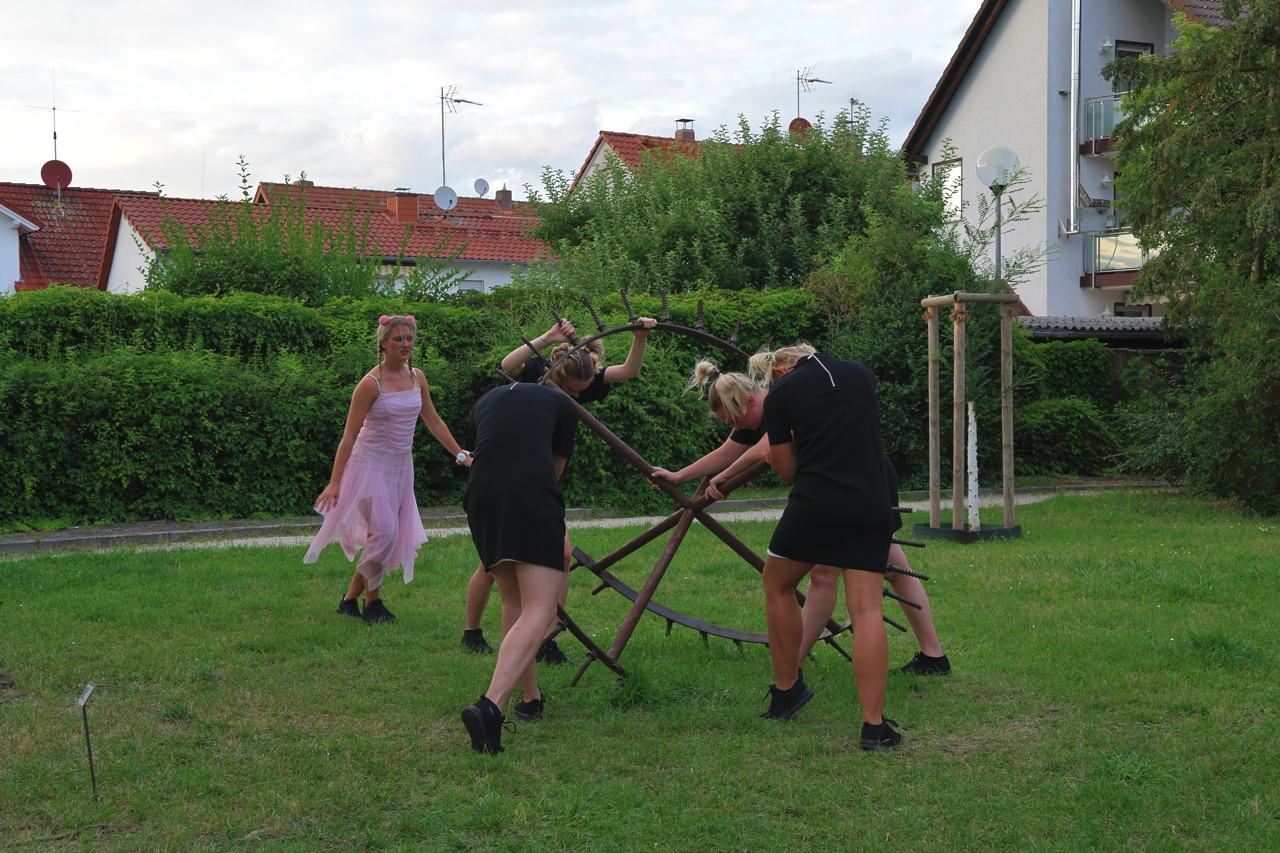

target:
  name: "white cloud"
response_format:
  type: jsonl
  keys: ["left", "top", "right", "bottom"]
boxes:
{"left": 0, "top": 0, "right": 982, "bottom": 199}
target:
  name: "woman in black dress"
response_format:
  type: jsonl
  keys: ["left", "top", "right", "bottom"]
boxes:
{"left": 461, "top": 316, "right": 656, "bottom": 661}
{"left": 760, "top": 351, "right": 903, "bottom": 750}
{"left": 750, "top": 349, "right": 950, "bottom": 677}
{"left": 461, "top": 380, "right": 580, "bottom": 754}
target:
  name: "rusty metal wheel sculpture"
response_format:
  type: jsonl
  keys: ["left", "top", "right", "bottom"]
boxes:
{"left": 497, "top": 289, "right": 927, "bottom": 685}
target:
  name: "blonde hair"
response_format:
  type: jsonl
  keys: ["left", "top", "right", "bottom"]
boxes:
{"left": 686, "top": 360, "right": 758, "bottom": 423}
{"left": 547, "top": 339, "right": 605, "bottom": 387}
{"left": 749, "top": 343, "right": 817, "bottom": 387}
{"left": 376, "top": 315, "right": 416, "bottom": 375}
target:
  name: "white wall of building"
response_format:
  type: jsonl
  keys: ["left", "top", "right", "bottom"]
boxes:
{"left": 0, "top": 214, "right": 23, "bottom": 297}
{"left": 921, "top": 0, "right": 1177, "bottom": 317}
{"left": 105, "top": 217, "right": 153, "bottom": 294}
{"left": 450, "top": 260, "right": 524, "bottom": 292}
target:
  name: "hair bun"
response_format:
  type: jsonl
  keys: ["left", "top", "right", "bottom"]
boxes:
{"left": 405, "top": 315, "right": 415, "bottom": 324}
{"left": 379, "top": 315, "right": 390, "bottom": 325}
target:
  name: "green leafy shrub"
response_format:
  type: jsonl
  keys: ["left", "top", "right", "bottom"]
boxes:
{"left": 1019, "top": 338, "right": 1117, "bottom": 412}
{"left": 1015, "top": 397, "right": 1118, "bottom": 476}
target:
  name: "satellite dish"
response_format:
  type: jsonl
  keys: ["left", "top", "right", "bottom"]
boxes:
{"left": 788, "top": 117, "right": 812, "bottom": 136}
{"left": 474, "top": 178, "right": 490, "bottom": 197}
{"left": 433, "top": 185, "right": 458, "bottom": 211}
{"left": 41, "top": 160, "right": 73, "bottom": 190}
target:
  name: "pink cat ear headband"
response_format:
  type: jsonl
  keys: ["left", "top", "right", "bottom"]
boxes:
{"left": 379, "top": 315, "right": 416, "bottom": 325}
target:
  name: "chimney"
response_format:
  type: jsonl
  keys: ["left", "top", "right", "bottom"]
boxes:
{"left": 675, "top": 118, "right": 695, "bottom": 142}
{"left": 386, "top": 190, "right": 418, "bottom": 223}
{"left": 495, "top": 185, "right": 513, "bottom": 209}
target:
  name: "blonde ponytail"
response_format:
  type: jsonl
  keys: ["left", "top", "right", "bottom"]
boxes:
{"left": 751, "top": 343, "right": 816, "bottom": 387}
{"left": 547, "top": 339, "right": 605, "bottom": 388}
{"left": 687, "top": 359, "right": 758, "bottom": 423}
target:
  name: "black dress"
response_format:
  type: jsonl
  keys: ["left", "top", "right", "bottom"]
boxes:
{"left": 464, "top": 383, "right": 580, "bottom": 571}
{"left": 763, "top": 354, "right": 895, "bottom": 573}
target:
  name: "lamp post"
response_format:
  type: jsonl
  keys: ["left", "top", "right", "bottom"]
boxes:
{"left": 975, "top": 146, "right": 1020, "bottom": 287}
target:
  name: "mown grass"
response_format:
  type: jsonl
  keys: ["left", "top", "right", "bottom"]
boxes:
{"left": 1, "top": 490, "right": 1277, "bottom": 851}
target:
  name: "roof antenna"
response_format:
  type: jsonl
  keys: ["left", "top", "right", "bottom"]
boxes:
{"left": 29, "top": 71, "right": 79, "bottom": 208}
{"left": 438, "top": 85, "right": 482, "bottom": 211}
{"left": 794, "top": 66, "right": 831, "bottom": 121}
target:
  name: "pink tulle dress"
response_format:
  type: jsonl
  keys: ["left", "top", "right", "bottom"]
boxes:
{"left": 303, "top": 373, "right": 429, "bottom": 589}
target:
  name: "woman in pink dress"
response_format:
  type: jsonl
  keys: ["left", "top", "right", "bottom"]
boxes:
{"left": 304, "top": 315, "right": 472, "bottom": 624}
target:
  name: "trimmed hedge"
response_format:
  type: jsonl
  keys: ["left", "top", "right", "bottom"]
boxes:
{"left": 0, "top": 286, "right": 1135, "bottom": 525}
{"left": 1015, "top": 397, "right": 1119, "bottom": 476}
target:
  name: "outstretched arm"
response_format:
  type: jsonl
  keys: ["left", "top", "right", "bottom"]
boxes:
{"left": 602, "top": 317, "right": 657, "bottom": 383}
{"left": 316, "top": 376, "right": 379, "bottom": 512}
{"left": 706, "top": 434, "right": 770, "bottom": 499}
{"left": 417, "top": 370, "right": 472, "bottom": 467}
{"left": 650, "top": 436, "right": 750, "bottom": 486}
{"left": 500, "top": 320, "right": 575, "bottom": 379}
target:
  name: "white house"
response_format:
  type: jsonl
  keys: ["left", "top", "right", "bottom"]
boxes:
{"left": 903, "top": 0, "right": 1229, "bottom": 319}
{"left": 0, "top": 202, "right": 40, "bottom": 295}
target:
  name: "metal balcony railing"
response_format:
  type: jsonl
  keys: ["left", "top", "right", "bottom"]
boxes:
{"left": 1084, "top": 228, "right": 1151, "bottom": 276}
{"left": 1084, "top": 93, "right": 1126, "bottom": 143}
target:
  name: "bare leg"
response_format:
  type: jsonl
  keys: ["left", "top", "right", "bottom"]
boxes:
{"left": 540, "top": 527, "right": 570, "bottom": 635}
{"left": 844, "top": 568, "right": 889, "bottom": 725}
{"left": 485, "top": 563, "right": 562, "bottom": 708}
{"left": 886, "top": 544, "right": 944, "bottom": 657}
{"left": 762, "top": 555, "right": 814, "bottom": 691}
{"left": 798, "top": 564, "right": 840, "bottom": 663}
{"left": 465, "top": 562, "right": 495, "bottom": 630}
{"left": 358, "top": 561, "right": 384, "bottom": 602}
{"left": 344, "top": 570, "right": 366, "bottom": 601}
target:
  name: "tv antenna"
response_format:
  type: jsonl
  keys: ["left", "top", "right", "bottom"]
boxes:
{"left": 794, "top": 67, "right": 831, "bottom": 120}
{"left": 29, "top": 74, "right": 80, "bottom": 207}
{"left": 440, "top": 85, "right": 482, "bottom": 188}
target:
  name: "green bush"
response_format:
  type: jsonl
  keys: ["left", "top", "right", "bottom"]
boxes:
{"left": 1019, "top": 338, "right": 1117, "bottom": 412}
{"left": 1015, "top": 397, "right": 1119, "bottom": 476}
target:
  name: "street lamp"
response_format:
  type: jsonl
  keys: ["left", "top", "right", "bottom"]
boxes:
{"left": 976, "top": 146, "right": 1020, "bottom": 287}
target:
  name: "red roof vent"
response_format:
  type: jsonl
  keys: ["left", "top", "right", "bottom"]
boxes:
{"left": 495, "top": 186, "right": 513, "bottom": 209}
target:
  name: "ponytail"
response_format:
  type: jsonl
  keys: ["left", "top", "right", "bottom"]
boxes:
{"left": 687, "top": 359, "right": 757, "bottom": 423}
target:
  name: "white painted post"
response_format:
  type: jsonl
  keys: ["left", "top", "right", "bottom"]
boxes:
{"left": 967, "top": 401, "right": 981, "bottom": 532}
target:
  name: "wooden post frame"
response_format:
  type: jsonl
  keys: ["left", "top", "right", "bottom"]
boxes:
{"left": 917, "top": 291, "right": 1022, "bottom": 543}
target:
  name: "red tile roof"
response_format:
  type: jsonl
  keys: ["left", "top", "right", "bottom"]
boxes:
{"left": 0, "top": 182, "right": 157, "bottom": 290}
{"left": 118, "top": 184, "right": 547, "bottom": 264}
{"left": 571, "top": 131, "right": 701, "bottom": 189}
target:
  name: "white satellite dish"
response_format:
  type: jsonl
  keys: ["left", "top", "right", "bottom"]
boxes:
{"left": 433, "top": 185, "right": 458, "bottom": 211}
{"left": 474, "top": 178, "right": 490, "bottom": 197}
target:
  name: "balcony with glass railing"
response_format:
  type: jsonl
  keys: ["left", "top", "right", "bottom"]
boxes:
{"left": 1081, "top": 93, "right": 1125, "bottom": 155}
{"left": 1082, "top": 228, "right": 1152, "bottom": 287}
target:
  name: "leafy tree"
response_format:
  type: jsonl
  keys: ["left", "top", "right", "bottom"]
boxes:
{"left": 523, "top": 109, "right": 910, "bottom": 294}
{"left": 1106, "top": 2, "right": 1280, "bottom": 513}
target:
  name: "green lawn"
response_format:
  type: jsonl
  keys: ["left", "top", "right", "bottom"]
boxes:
{"left": 2, "top": 490, "right": 1277, "bottom": 851}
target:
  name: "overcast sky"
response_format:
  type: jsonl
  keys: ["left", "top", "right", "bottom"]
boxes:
{"left": 1, "top": 0, "right": 981, "bottom": 202}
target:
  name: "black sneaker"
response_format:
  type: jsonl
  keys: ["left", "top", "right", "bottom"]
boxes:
{"left": 860, "top": 717, "right": 903, "bottom": 751}
{"left": 336, "top": 596, "right": 362, "bottom": 619}
{"left": 514, "top": 697, "right": 544, "bottom": 722}
{"left": 362, "top": 599, "right": 396, "bottom": 625}
{"left": 759, "top": 677, "right": 814, "bottom": 720}
{"left": 898, "top": 652, "right": 951, "bottom": 676}
{"left": 461, "top": 629, "right": 494, "bottom": 653}
{"left": 536, "top": 638, "right": 569, "bottom": 666}
{"left": 461, "top": 696, "right": 510, "bottom": 755}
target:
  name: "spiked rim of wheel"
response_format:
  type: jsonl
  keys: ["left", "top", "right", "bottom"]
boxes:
{"left": 497, "top": 290, "right": 924, "bottom": 685}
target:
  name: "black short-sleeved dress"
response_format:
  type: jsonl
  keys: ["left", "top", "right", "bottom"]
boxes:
{"left": 884, "top": 454, "right": 903, "bottom": 535}
{"left": 464, "top": 382, "right": 580, "bottom": 572}
{"left": 763, "top": 353, "right": 896, "bottom": 573}
{"left": 518, "top": 359, "right": 611, "bottom": 404}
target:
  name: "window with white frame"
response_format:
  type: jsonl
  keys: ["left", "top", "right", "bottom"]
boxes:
{"left": 455, "top": 280, "right": 485, "bottom": 293}
{"left": 933, "top": 158, "right": 962, "bottom": 222}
